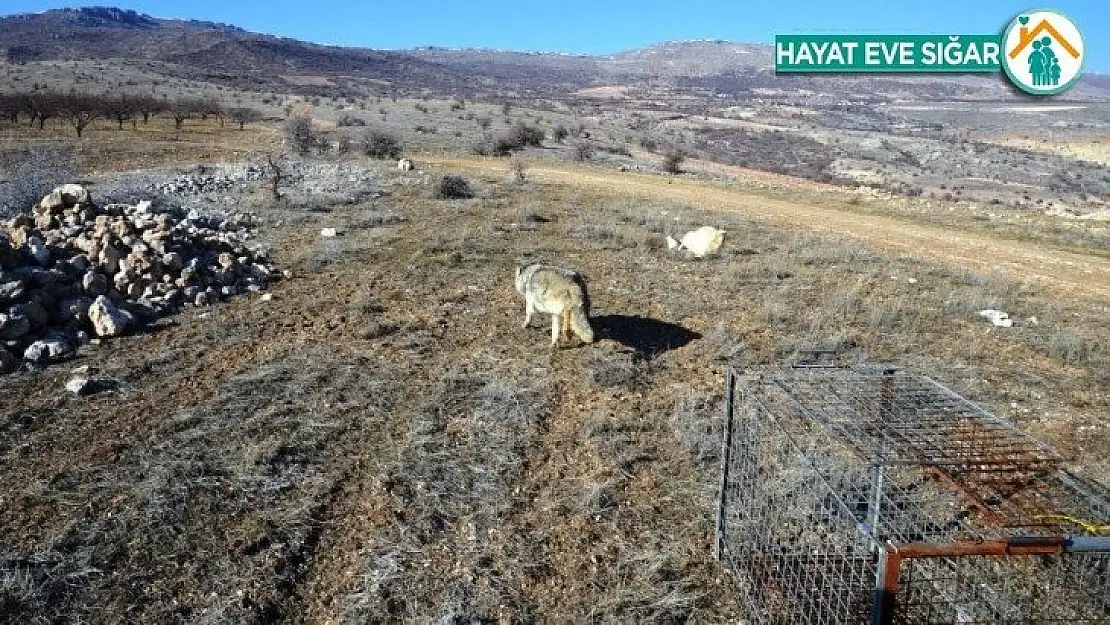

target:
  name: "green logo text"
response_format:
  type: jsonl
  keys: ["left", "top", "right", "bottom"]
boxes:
{"left": 775, "top": 35, "right": 1002, "bottom": 72}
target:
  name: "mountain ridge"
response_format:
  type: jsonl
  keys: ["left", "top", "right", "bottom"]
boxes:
{"left": 2, "top": 6, "right": 1108, "bottom": 101}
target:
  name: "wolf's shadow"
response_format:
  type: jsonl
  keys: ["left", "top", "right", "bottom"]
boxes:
{"left": 591, "top": 314, "right": 701, "bottom": 360}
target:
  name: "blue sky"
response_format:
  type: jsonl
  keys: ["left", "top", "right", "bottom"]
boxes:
{"left": 3, "top": 1, "right": 1108, "bottom": 71}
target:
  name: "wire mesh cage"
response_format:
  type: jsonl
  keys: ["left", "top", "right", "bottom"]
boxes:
{"left": 715, "top": 364, "right": 1110, "bottom": 624}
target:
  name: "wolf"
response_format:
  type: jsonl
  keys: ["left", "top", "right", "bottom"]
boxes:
{"left": 514, "top": 263, "right": 595, "bottom": 347}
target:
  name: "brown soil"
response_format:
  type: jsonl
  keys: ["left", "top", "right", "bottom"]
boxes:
{"left": 1, "top": 155, "right": 1105, "bottom": 623}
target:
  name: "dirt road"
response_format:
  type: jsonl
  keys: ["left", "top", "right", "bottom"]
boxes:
{"left": 431, "top": 156, "right": 1110, "bottom": 304}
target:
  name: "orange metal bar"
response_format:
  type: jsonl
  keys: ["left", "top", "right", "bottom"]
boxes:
{"left": 874, "top": 548, "right": 903, "bottom": 625}
{"left": 921, "top": 467, "right": 1008, "bottom": 525}
{"left": 874, "top": 537, "right": 1069, "bottom": 624}
{"left": 892, "top": 537, "right": 1066, "bottom": 559}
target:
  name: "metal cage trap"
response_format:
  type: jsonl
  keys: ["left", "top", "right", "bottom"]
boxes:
{"left": 715, "top": 362, "right": 1110, "bottom": 624}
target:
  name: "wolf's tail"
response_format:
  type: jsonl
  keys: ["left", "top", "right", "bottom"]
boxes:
{"left": 569, "top": 304, "right": 595, "bottom": 343}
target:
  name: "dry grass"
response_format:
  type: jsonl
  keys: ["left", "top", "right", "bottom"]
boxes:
{"left": 0, "top": 116, "right": 279, "bottom": 172}
{"left": 0, "top": 145, "right": 1106, "bottom": 623}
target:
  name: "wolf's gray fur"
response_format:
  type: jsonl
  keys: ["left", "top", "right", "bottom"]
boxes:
{"left": 515, "top": 263, "right": 595, "bottom": 347}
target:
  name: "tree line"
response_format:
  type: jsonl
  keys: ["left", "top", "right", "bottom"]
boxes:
{"left": 0, "top": 91, "right": 264, "bottom": 137}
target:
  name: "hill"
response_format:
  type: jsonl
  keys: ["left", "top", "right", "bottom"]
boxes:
{"left": 0, "top": 7, "right": 552, "bottom": 97}
{"left": 4, "top": 8, "right": 1110, "bottom": 102}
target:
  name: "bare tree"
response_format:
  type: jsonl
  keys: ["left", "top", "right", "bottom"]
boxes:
{"left": 266, "top": 153, "right": 286, "bottom": 201}
{"left": 102, "top": 96, "right": 136, "bottom": 130}
{"left": 27, "top": 92, "right": 60, "bottom": 130}
{"left": 169, "top": 98, "right": 204, "bottom": 130}
{"left": 60, "top": 93, "right": 101, "bottom": 138}
{"left": 135, "top": 95, "right": 164, "bottom": 124}
{"left": 0, "top": 93, "right": 28, "bottom": 124}
{"left": 198, "top": 98, "right": 224, "bottom": 126}
{"left": 229, "top": 107, "right": 263, "bottom": 130}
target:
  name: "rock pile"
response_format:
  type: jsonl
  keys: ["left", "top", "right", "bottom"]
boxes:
{"left": 0, "top": 184, "right": 280, "bottom": 372}
{"left": 149, "top": 166, "right": 266, "bottom": 197}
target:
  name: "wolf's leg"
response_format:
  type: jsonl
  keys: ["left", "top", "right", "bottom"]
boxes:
{"left": 551, "top": 314, "right": 561, "bottom": 347}
{"left": 563, "top": 309, "right": 573, "bottom": 341}
{"left": 522, "top": 299, "right": 534, "bottom": 328}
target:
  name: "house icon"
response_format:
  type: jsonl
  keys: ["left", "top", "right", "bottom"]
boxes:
{"left": 1008, "top": 17, "right": 1080, "bottom": 60}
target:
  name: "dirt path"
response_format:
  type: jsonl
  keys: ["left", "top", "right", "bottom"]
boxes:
{"left": 429, "top": 156, "right": 1110, "bottom": 303}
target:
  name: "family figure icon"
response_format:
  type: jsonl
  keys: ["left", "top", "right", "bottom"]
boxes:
{"left": 1028, "top": 37, "right": 1061, "bottom": 86}
{"left": 1003, "top": 12, "right": 1083, "bottom": 94}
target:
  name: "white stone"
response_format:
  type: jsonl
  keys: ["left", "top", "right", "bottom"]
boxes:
{"left": 24, "top": 338, "right": 71, "bottom": 363}
{"left": 977, "top": 309, "right": 1013, "bottom": 328}
{"left": 66, "top": 376, "right": 91, "bottom": 395}
{"left": 88, "top": 296, "right": 134, "bottom": 337}
{"left": 676, "top": 226, "right": 726, "bottom": 258}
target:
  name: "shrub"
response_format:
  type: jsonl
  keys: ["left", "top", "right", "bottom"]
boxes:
{"left": 491, "top": 135, "right": 521, "bottom": 157}
{"left": 510, "top": 122, "right": 545, "bottom": 147}
{"left": 284, "top": 114, "right": 319, "bottom": 156}
{"left": 489, "top": 122, "right": 545, "bottom": 156}
{"left": 552, "top": 123, "right": 569, "bottom": 143}
{"left": 662, "top": 150, "right": 685, "bottom": 174}
{"left": 434, "top": 175, "right": 474, "bottom": 199}
{"left": 336, "top": 113, "right": 366, "bottom": 127}
{"left": 601, "top": 144, "right": 633, "bottom": 157}
{"left": 573, "top": 141, "right": 595, "bottom": 162}
{"left": 471, "top": 134, "right": 494, "bottom": 156}
{"left": 358, "top": 129, "right": 402, "bottom": 159}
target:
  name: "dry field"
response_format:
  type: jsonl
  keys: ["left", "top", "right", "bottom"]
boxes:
{"left": 0, "top": 116, "right": 279, "bottom": 172}
{"left": 981, "top": 132, "right": 1110, "bottom": 166}
{"left": 0, "top": 124, "right": 1107, "bottom": 622}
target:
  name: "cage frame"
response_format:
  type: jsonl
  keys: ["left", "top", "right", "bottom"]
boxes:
{"left": 715, "top": 362, "right": 1110, "bottom": 625}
